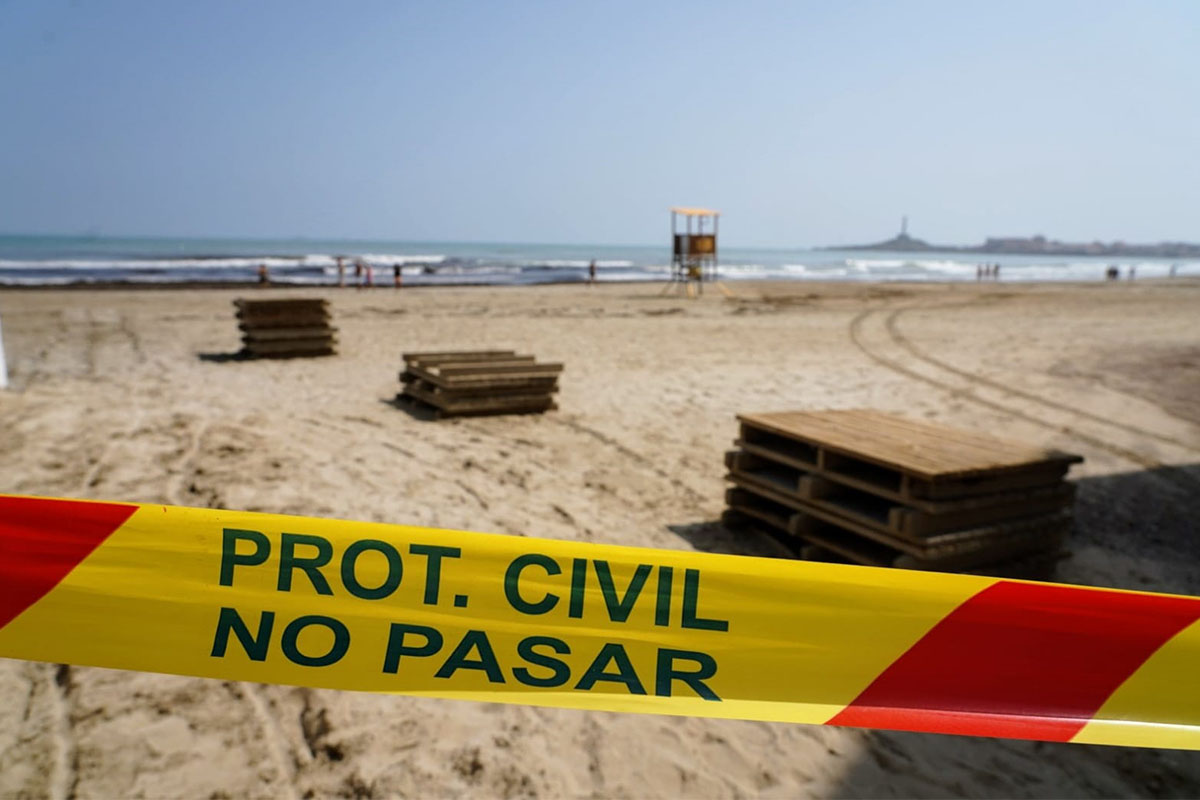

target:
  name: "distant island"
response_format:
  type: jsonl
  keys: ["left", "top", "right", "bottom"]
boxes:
{"left": 831, "top": 218, "right": 1200, "bottom": 258}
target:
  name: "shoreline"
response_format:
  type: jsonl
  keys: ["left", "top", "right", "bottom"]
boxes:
{"left": 0, "top": 275, "right": 1195, "bottom": 292}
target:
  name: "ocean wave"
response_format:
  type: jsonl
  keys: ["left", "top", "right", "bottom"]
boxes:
{"left": 354, "top": 253, "right": 447, "bottom": 265}
{"left": 525, "top": 259, "right": 636, "bottom": 269}
{"left": 0, "top": 244, "right": 1193, "bottom": 286}
{"left": 845, "top": 258, "right": 905, "bottom": 269}
{"left": 0, "top": 256, "right": 330, "bottom": 270}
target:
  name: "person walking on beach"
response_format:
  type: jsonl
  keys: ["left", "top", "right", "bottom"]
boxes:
{"left": 336, "top": 256, "right": 346, "bottom": 287}
{"left": 393, "top": 263, "right": 403, "bottom": 289}
{"left": 588, "top": 259, "right": 597, "bottom": 285}
{"left": 354, "top": 259, "right": 363, "bottom": 289}
{"left": 365, "top": 262, "right": 374, "bottom": 288}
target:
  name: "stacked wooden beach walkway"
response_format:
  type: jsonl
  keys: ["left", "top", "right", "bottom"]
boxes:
{"left": 398, "top": 350, "right": 562, "bottom": 418}
{"left": 235, "top": 299, "right": 336, "bottom": 358}
{"left": 723, "top": 409, "right": 1082, "bottom": 578}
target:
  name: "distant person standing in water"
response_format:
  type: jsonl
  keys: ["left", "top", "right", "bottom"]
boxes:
{"left": 588, "top": 259, "right": 597, "bottom": 285}
{"left": 1128, "top": 265, "right": 1136, "bottom": 280}
{"left": 365, "top": 262, "right": 374, "bottom": 288}
{"left": 354, "top": 259, "right": 363, "bottom": 289}
{"left": 993, "top": 263, "right": 1001, "bottom": 281}
{"left": 257, "top": 263, "right": 270, "bottom": 285}
{"left": 336, "top": 256, "right": 346, "bottom": 287}
{"left": 393, "top": 263, "right": 403, "bottom": 288}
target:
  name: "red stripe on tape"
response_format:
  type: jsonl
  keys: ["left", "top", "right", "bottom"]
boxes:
{"left": 828, "top": 580, "right": 1200, "bottom": 741}
{"left": 0, "top": 496, "right": 138, "bottom": 629}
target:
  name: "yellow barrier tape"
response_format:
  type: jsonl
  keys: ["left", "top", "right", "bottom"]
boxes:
{"left": 1, "top": 494, "right": 1199, "bottom": 749}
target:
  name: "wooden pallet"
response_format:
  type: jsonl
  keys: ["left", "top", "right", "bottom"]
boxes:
{"left": 402, "top": 350, "right": 519, "bottom": 364}
{"left": 242, "top": 327, "right": 340, "bottom": 343}
{"left": 402, "top": 376, "right": 558, "bottom": 399}
{"left": 725, "top": 488, "right": 1068, "bottom": 575}
{"left": 234, "top": 298, "right": 328, "bottom": 313}
{"left": 739, "top": 410, "right": 1082, "bottom": 500}
{"left": 726, "top": 467, "right": 1070, "bottom": 551}
{"left": 725, "top": 483, "right": 1070, "bottom": 563}
{"left": 724, "top": 452, "right": 1074, "bottom": 536}
{"left": 407, "top": 362, "right": 562, "bottom": 387}
{"left": 235, "top": 299, "right": 337, "bottom": 358}
{"left": 238, "top": 313, "right": 331, "bottom": 329}
{"left": 243, "top": 340, "right": 337, "bottom": 358}
{"left": 396, "top": 392, "right": 557, "bottom": 419}
{"left": 398, "top": 350, "right": 560, "bottom": 418}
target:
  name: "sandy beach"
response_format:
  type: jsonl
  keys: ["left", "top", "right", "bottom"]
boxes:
{"left": 2, "top": 279, "right": 1199, "bottom": 798}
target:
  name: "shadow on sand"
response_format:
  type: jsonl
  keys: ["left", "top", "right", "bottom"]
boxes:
{"left": 669, "top": 465, "right": 1200, "bottom": 798}
{"left": 379, "top": 395, "right": 441, "bottom": 422}
{"left": 197, "top": 350, "right": 252, "bottom": 363}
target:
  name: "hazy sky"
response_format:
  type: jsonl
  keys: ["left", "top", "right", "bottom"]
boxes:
{"left": 1, "top": 0, "right": 1197, "bottom": 247}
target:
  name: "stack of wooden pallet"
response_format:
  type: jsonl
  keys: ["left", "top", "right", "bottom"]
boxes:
{"left": 235, "top": 298, "right": 336, "bottom": 358}
{"left": 397, "top": 350, "right": 562, "bottom": 418}
{"left": 723, "top": 409, "right": 1082, "bottom": 578}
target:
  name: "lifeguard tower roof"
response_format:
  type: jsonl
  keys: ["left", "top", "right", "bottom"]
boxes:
{"left": 670, "top": 207, "right": 720, "bottom": 217}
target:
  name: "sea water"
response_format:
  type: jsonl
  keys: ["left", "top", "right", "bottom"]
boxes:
{"left": 0, "top": 235, "right": 1193, "bottom": 287}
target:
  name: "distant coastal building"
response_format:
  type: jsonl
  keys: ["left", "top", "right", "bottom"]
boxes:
{"left": 832, "top": 223, "right": 1200, "bottom": 258}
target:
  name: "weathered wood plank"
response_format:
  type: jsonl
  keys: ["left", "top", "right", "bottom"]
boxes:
{"left": 402, "top": 350, "right": 517, "bottom": 364}
{"left": 737, "top": 409, "right": 1082, "bottom": 482}
{"left": 242, "top": 327, "right": 340, "bottom": 342}
{"left": 727, "top": 471, "right": 1071, "bottom": 557}
{"left": 726, "top": 485, "right": 1068, "bottom": 572}
{"left": 403, "top": 383, "right": 555, "bottom": 415}
{"left": 403, "top": 376, "right": 558, "bottom": 399}
{"left": 428, "top": 361, "right": 563, "bottom": 378}
{"left": 407, "top": 363, "right": 562, "bottom": 390}
{"left": 727, "top": 452, "right": 1074, "bottom": 526}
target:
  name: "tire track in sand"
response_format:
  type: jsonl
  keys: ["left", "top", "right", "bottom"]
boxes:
{"left": 886, "top": 304, "right": 1200, "bottom": 453}
{"left": 848, "top": 306, "right": 1200, "bottom": 493}
{"left": 46, "top": 664, "right": 78, "bottom": 800}
{"left": 224, "top": 682, "right": 302, "bottom": 800}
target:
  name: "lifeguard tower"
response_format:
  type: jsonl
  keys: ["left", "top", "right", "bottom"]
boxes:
{"left": 666, "top": 207, "right": 719, "bottom": 296}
